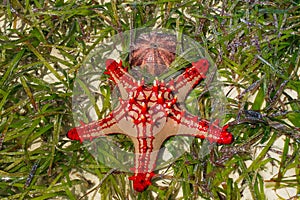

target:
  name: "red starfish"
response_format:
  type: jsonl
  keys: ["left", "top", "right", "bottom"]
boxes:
{"left": 67, "top": 58, "right": 233, "bottom": 192}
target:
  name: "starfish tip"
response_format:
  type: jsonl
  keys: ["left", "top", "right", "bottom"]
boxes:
{"left": 105, "top": 59, "right": 116, "bottom": 68}
{"left": 67, "top": 128, "right": 81, "bottom": 143}
{"left": 129, "top": 173, "right": 155, "bottom": 192}
{"left": 192, "top": 59, "right": 210, "bottom": 74}
{"left": 218, "top": 126, "right": 234, "bottom": 144}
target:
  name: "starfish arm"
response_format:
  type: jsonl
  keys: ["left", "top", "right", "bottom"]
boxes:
{"left": 129, "top": 135, "right": 162, "bottom": 192}
{"left": 129, "top": 134, "right": 161, "bottom": 192}
{"left": 67, "top": 113, "right": 125, "bottom": 143}
{"left": 105, "top": 59, "right": 137, "bottom": 99}
{"left": 166, "top": 111, "right": 233, "bottom": 145}
{"left": 170, "top": 58, "right": 210, "bottom": 103}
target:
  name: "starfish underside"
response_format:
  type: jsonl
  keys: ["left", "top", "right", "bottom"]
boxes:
{"left": 67, "top": 58, "right": 233, "bottom": 192}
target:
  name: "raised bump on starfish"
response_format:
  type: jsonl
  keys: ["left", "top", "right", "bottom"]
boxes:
{"left": 67, "top": 58, "right": 233, "bottom": 192}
